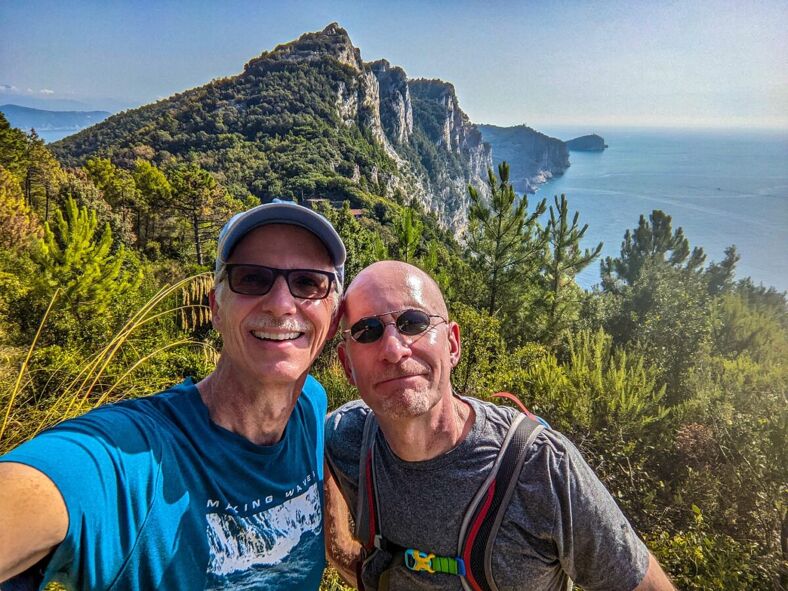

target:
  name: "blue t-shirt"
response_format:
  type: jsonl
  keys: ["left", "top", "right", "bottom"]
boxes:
{"left": 0, "top": 377, "right": 327, "bottom": 590}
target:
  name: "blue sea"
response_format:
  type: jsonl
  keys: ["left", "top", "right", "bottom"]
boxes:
{"left": 536, "top": 127, "right": 788, "bottom": 292}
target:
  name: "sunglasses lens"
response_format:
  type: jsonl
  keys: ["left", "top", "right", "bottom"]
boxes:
{"left": 288, "top": 270, "right": 331, "bottom": 299}
{"left": 350, "top": 318, "right": 385, "bottom": 343}
{"left": 396, "top": 309, "right": 431, "bottom": 335}
{"left": 228, "top": 265, "right": 275, "bottom": 295}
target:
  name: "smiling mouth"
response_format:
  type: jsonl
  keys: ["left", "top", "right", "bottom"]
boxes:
{"left": 251, "top": 330, "right": 304, "bottom": 342}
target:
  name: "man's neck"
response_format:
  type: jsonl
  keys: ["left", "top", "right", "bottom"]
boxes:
{"left": 196, "top": 360, "right": 307, "bottom": 446}
{"left": 376, "top": 394, "right": 474, "bottom": 462}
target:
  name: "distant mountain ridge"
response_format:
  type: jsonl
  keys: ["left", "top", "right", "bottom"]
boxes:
{"left": 52, "top": 24, "right": 493, "bottom": 229}
{"left": 0, "top": 104, "right": 110, "bottom": 132}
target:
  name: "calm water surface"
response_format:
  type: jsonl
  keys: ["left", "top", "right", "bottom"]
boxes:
{"left": 537, "top": 127, "right": 788, "bottom": 292}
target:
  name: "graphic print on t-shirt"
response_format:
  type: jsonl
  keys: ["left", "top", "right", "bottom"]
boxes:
{"left": 204, "top": 481, "right": 322, "bottom": 589}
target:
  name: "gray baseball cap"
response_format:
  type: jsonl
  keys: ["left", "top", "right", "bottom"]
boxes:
{"left": 215, "top": 201, "right": 346, "bottom": 286}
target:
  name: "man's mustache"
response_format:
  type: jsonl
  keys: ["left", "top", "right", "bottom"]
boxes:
{"left": 249, "top": 315, "right": 311, "bottom": 333}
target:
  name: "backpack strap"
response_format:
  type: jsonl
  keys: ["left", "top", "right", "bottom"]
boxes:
{"left": 458, "top": 413, "right": 544, "bottom": 591}
{"left": 357, "top": 404, "right": 545, "bottom": 591}
{"left": 356, "top": 409, "right": 380, "bottom": 551}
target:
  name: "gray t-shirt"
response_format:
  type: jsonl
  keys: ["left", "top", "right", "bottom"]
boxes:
{"left": 325, "top": 397, "right": 649, "bottom": 591}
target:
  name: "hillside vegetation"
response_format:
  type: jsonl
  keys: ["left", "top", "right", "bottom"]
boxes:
{"left": 1, "top": 24, "right": 786, "bottom": 591}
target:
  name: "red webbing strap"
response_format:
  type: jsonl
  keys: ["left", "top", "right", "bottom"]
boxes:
{"left": 461, "top": 483, "right": 496, "bottom": 591}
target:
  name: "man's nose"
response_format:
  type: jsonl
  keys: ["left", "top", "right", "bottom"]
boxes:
{"left": 378, "top": 325, "right": 412, "bottom": 364}
{"left": 261, "top": 276, "right": 297, "bottom": 315}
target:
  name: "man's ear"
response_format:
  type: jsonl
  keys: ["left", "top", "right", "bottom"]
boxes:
{"left": 337, "top": 341, "right": 356, "bottom": 386}
{"left": 208, "top": 288, "right": 222, "bottom": 330}
{"left": 448, "top": 321, "right": 461, "bottom": 368}
{"left": 327, "top": 312, "right": 341, "bottom": 341}
{"left": 326, "top": 298, "right": 345, "bottom": 340}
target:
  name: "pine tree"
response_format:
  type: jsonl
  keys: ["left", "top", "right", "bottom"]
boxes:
{"left": 601, "top": 210, "right": 705, "bottom": 291}
{"left": 393, "top": 206, "right": 423, "bottom": 263}
{"left": 466, "top": 162, "right": 547, "bottom": 316}
{"left": 132, "top": 159, "right": 171, "bottom": 248}
{"left": 32, "top": 197, "right": 142, "bottom": 315}
{"left": 539, "top": 194, "right": 602, "bottom": 344}
{"left": 0, "top": 166, "right": 41, "bottom": 250}
{"left": 0, "top": 113, "right": 28, "bottom": 182}
{"left": 166, "top": 163, "right": 246, "bottom": 266}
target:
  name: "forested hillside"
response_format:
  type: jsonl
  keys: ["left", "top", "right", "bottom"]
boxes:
{"left": 1, "top": 25, "right": 786, "bottom": 591}
{"left": 51, "top": 24, "right": 490, "bottom": 231}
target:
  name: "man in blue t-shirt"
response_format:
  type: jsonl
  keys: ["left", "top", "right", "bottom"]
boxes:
{"left": 0, "top": 202, "right": 346, "bottom": 590}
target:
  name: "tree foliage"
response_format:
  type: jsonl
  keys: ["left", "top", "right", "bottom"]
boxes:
{"left": 31, "top": 197, "right": 143, "bottom": 319}
{"left": 0, "top": 84, "right": 784, "bottom": 591}
{"left": 535, "top": 194, "right": 602, "bottom": 344}
{"left": 166, "top": 163, "right": 249, "bottom": 266}
{"left": 0, "top": 165, "right": 41, "bottom": 250}
{"left": 601, "top": 209, "right": 706, "bottom": 291}
{"left": 466, "top": 162, "right": 547, "bottom": 317}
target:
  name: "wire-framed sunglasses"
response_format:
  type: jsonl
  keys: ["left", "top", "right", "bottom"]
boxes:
{"left": 343, "top": 309, "right": 447, "bottom": 344}
{"left": 224, "top": 264, "right": 336, "bottom": 300}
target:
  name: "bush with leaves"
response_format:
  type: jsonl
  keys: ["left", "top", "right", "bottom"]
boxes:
{"left": 646, "top": 505, "right": 775, "bottom": 590}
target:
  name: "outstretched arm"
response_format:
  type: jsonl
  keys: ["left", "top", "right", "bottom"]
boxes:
{"left": 324, "top": 462, "right": 361, "bottom": 588}
{"left": 0, "top": 462, "right": 68, "bottom": 583}
{"left": 633, "top": 553, "right": 675, "bottom": 591}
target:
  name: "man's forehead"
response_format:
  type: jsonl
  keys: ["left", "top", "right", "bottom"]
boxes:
{"left": 346, "top": 272, "right": 434, "bottom": 316}
{"left": 231, "top": 224, "right": 332, "bottom": 267}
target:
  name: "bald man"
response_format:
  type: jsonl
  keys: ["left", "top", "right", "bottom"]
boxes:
{"left": 324, "top": 261, "right": 674, "bottom": 591}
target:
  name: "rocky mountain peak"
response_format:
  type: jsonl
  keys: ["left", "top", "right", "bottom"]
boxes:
{"left": 245, "top": 22, "right": 363, "bottom": 73}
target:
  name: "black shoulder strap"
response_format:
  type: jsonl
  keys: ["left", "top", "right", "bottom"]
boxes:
{"left": 356, "top": 410, "right": 380, "bottom": 551}
{"left": 458, "top": 413, "right": 544, "bottom": 591}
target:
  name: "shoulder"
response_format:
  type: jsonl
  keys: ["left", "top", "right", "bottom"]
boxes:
{"left": 325, "top": 399, "right": 370, "bottom": 451}
{"left": 298, "top": 374, "right": 328, "bottom": 420}
{"left": 6, "top": 380, "right": 196, "bottom": 466}
{"left": 324, "top": 399, "right": 371, "bottom": 485}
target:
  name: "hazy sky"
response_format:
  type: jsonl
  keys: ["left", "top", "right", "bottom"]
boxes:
{"left": 2, "top": 0, "right": 786, "bottom": 128}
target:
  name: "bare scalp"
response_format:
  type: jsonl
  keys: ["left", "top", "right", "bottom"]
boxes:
{"left": 342, "top": 261, "right": 448, "bottom": 327}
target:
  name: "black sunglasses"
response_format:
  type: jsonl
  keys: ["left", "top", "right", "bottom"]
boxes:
{"left": 224, "top": 264, "right": 335, "bottom": 300}
{"left": 344, "top": 309, "right": 447, "bottom": 344}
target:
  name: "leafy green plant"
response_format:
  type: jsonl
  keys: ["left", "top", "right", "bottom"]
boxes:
{"left": 647, "top": 505, "right": 776, "bottom": 590}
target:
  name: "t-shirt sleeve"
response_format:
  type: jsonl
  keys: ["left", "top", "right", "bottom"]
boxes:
{"left": 302, "top": 374, "right": 329, "bottom": 480}
{"left": 0, "top": 407, "right": 162, "bottom": 587}
{"left": 548, "top": 433, "right": 649, "bottom": 591}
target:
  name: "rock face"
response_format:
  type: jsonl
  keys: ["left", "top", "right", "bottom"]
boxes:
{"left": 477, "top": 124, "right": 569, "bottom": 194}
{"left": 566, "top": 134, "right": 607, "bottom": 151}
{"left": 370, "top": 60, "right": 413, "bottom": 145}
{"left": 52, "top": 23, "right": 493, "bottom": 230}
{"left": 408, "top": 80, "right": 491, "bottom": 228}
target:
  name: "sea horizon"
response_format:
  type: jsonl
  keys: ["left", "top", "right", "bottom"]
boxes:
{"left": 537, "top": 126, "right": 787, "bottom": 293}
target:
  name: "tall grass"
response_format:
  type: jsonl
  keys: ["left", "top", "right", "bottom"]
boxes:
{"left": 0, "top": 273, "right": 216, "bottom": 453}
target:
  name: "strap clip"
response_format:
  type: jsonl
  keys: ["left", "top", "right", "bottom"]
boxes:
{"left": 404, "top": 549, "right": 435, "bottom": 573}
{"left": 404, "top": 549, "right": 466, "bottom": 576}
